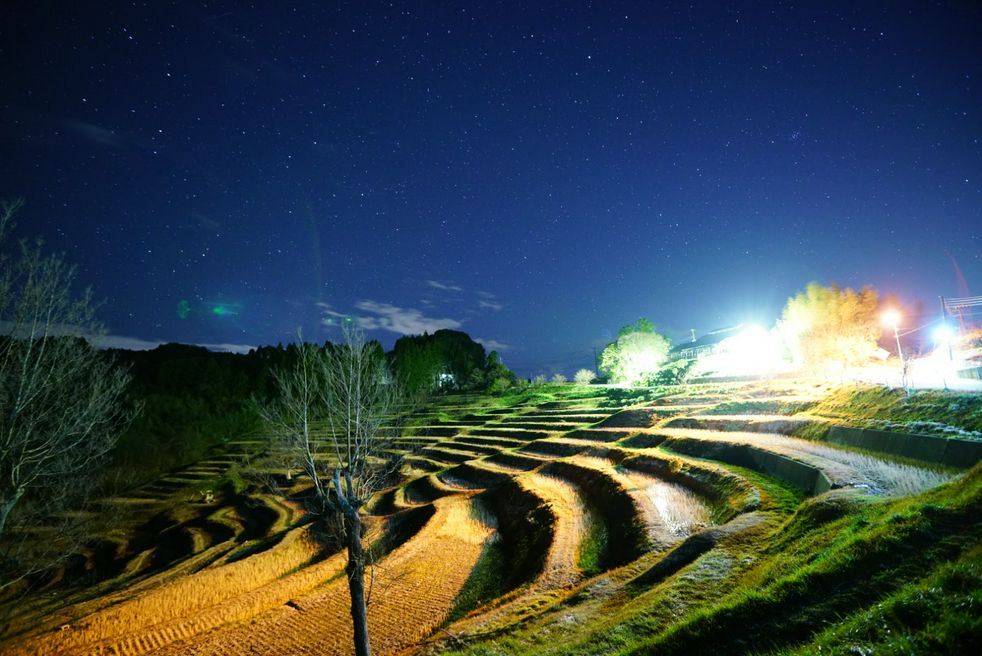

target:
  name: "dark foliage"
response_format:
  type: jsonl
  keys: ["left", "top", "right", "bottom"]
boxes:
{"left": 106, "top": 343, "right": 276, "bottom": 489}
{"left": 391, "top": 329, "right": 487, "bottom": 394}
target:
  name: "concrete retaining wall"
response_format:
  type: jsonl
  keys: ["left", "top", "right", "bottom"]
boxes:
{"left": 825, "top": 426, "right": 982, "bottom": 469}
{"left": 665, "top": 437, "right": 832, "bottom": 496}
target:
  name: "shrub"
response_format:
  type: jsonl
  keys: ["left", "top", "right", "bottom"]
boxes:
{"left": 488, "top": 376, "right": 514, "bottom": 393}
{"left": 574, "top": 368, "right": 596, "bottom": 385}
{"left": 551, "top": 373, "right": 567, "bottom": 384}
{"left": 649, "top": 358, "right": 695, "bottom": 385}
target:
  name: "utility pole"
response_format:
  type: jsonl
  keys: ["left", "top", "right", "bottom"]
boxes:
{"left": 940, "top": 296, "right": 955, "bottom": 363}
{"left": 883, "top": 310, "right": 907, "bottom": 395}
{"left": 893, "top": 321, "right": 907, "bottom": 395}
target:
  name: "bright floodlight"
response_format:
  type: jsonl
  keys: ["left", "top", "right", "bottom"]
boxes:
{"left": 708, "top": 324, "right": 784, "bottom": 376}
{"left": 934, "top": 324, "right": 954, "bottom": 344}
{"left": 881, "top": 309, "right": 901, "bottom": 328}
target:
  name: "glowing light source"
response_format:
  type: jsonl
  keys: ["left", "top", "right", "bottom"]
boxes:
{"left": 933, "top": 324, "right": 954, "bottom": 344}
{"left": 699, "top": 324, "right": 787, "bottom": 377}
{"left": 881, "top": 309, "right": 901, "bottom": 329}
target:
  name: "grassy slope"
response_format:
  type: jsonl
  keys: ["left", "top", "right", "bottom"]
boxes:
{"left": 637, "top": 465, "right": 982, "bottom": 655}
{"left": 431, "top": 383, "right": 982, "bottom": 655}
{"left": 440, "top": 467, "right": 980, "bottom": 656}
{"left": 802, "top": 384, "right": 982, "bottom": 437}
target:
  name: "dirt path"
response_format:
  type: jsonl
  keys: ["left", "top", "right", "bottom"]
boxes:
{"left": 149, "top": 494, "right": 493, "bottom": 656}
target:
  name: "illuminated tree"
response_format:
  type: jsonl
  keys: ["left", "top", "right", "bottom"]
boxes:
{"left": 619, "top": 317, "right": 655, "bottom": 337}
{"left": 574, "top": 368, "right": 596, "bottom": 385}
{"left": 0, "top": 199, "right": 131, "bottom": 587}
{"left": 551, "top": 373, "right": 567, "bottom": 384}
{"left": 778, "top": 282, "right": 881, "bottom": 372}
{"left": 261, "top": 322, "right": 401, "bottom": 656}
{"left": 600, "top": 319, "right": 671, "bottom": 385}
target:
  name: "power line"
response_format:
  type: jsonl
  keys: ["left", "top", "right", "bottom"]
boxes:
{"left": 942, "top": 295, "right": 982, "bottom": 310}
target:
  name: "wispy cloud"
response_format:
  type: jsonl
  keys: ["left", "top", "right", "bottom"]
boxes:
{"left": 65, "top": 120, "right": 124, "bottom": 148}
{"left": 190, "top": 211, "right": 226, "bottom": 233}
{"left": 426, "top": 280, "right": 463, "bottom": 292}
{"left": 476, "top": 291, "right": 504, "bottom": 311}
{"left": 475, "top": 337, "right": 510, "bottom": 351}
{"left": 2, "top": 320, "right": 257, "bottom": 355}
{"left": 93, "top": 335, "right": 165, "bottom": 351}
{"left": 94, "top": 334, "right": 256, "bottom": 354}
{"left": 195, "top": 342, "right": 257, "bottom": 354}
{"left": 321, "top": 300, "right": 462, "bottom": 335}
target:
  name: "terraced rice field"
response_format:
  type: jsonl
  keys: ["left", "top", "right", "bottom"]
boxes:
{"left": 0, "top": 381, "right": 972, "bottom": 656}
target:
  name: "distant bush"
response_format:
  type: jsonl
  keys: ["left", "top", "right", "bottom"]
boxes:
{"left": 574, "top": 369, "right": 596, "bottom": 385}
{"left": 488, "top": 376, "right": 515, "bottom": 393}
{"left": 484, "top": 350, "right": 518, "bottom": 392}
{"left": 551, "top": 373, "right": 568, "bottom": 384}
{"left": 531, "top": 374, "right": 547, "bottom": 386}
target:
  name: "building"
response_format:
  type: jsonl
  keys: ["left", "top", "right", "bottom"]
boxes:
{"left": 669, "top": 325, "right": 743, "bottom": 361}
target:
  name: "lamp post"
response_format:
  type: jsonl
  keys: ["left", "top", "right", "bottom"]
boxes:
{"left": 881, "top": 310, "right": 907, "bottom": 393}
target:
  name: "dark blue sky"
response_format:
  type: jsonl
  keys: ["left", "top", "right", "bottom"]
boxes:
{"left": 2, "top": 2, "right": 980, "bottom": 375}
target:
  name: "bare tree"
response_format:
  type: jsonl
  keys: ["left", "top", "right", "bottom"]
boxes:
{"left": 261, "top": 321, "right": 401, "bottom": 656}
{"left": 0, "top": 199, "right": 132, "bottom": 590}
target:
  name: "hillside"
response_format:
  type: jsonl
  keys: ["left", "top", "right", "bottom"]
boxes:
{"left": 1, "top": 380, "right": 979, "bottom": 655}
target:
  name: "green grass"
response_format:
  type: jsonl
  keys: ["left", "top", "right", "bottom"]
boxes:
{"left": 446, "top": 541, "right": 508, "bottom": 624}
{"left": 432, "top": 377, "right": 980, "bottom": 656}
{"left": 776, "top": 547, "right": 982, "bottom": 655}
{"left": 577, "top": 512, "right": 608, "bottom": 577}
{"left": 616, "top": 464, "right": 982, "bottom": 655}
{"left": 711, "top": 462, "right": 804, "bottom": 515}
{"left": 805, "top": 384, "right": 982, "bottom": 437}
{"left": 701, "top": 398, "right": 818, "bottom": 416}
{"left": 596, "top": 386, "right": 673, "bottom": 407}
{"left": 442, "top": 465, "right": 980, "bottom": 655}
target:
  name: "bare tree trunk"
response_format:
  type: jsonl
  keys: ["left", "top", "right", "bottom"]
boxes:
{"left": 344, "top": 510, "right": 371, "bottom": 656}
{"left": 261, "top": 324, "right": 400, "bottom": 656}
{"left": 0, "top": 493, "right": 20, "bottom": 538}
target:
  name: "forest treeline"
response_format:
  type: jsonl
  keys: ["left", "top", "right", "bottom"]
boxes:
{"left": 107, "top": 330, "right": 511, "bottom": 490}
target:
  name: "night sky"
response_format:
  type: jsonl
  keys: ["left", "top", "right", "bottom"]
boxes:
{"left": 2, "top": 2, "right": 980, "bottom": 375}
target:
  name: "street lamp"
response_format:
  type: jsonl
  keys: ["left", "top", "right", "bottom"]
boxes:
{"left": 881, "top": 310, "right": 907, "bottom": 392}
